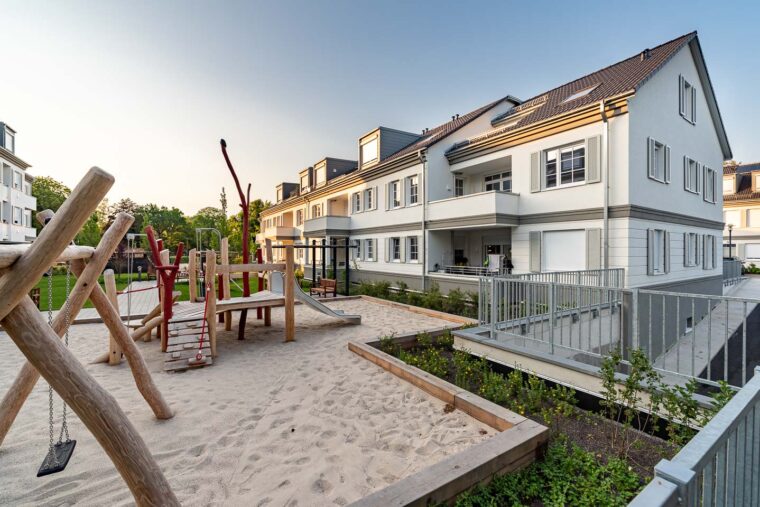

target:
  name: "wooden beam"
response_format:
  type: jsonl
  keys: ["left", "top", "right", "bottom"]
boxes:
{"left": 0, "top": 244, "right": 95, "bottom": 269}
{"left": 284, "top": 245, "right": 295, "bottom": 342}
{"left": 0, "top": 212, "right": 133, "bottom": 447}
{"left": 159, "top": 249, "right": 170, "bottom": 350}
{"left": 2, "top": 297, "right": 179, "bottom": 505}
{"left": 0, "top": 167, "right": 113, "bottom": 322}
{"left": 132, "top": 315, "right": 163, "bottom": 342}
{"left": 70, "top": 260, "right": 174, "bottom": 421}
{"left": 221, "top": 239, "right": 232, "bottom": 331}
{"left": 104, "top": 269, "right": 123, "bottom": 365}
{"left": 205, "top": 250, "right": 218, "bottom": 357}
{"left": 215, "top": 263, "right": 286, "bottom": 274}
{"left": 188, "top": 248, "right": 197, "bottom": 302}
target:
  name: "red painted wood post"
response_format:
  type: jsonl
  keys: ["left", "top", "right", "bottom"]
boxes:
{"left": 145, "top": 226, "right": 183, "bottom": 350}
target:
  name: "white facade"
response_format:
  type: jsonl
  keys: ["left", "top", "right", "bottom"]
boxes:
{"left": 0, "top": 123, "right": 36, "bottom": 244}
{"left": 260, "top": 34, "right": 729, "bottom": 294}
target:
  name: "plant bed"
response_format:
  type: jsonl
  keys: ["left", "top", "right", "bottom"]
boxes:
{"left": 369, "top": 330, "right": 735, "bottom": 505}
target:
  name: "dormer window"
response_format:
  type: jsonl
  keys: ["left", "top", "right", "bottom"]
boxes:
{"left": 679, "top": 75, "right": 696, "bottom": 124}
{"left": 315, "top": 166, "right": 326, "bottom": 187}
{"left": 276, "top": 188, "right": 283, "bottom": 203}
{"left": 562, "top": 84, "right": 599, "bottom": 104}
{"left": 300, "top": 172, "right": 310, "bottom": 191}
{"left": 4, "top": 130, "right": 14, "bottom": 153}
{"left": 360, "top": 137, "right": 378, "bottom": 167}
{"left": 723, "top": 176, "right": 734, "bottom": 195}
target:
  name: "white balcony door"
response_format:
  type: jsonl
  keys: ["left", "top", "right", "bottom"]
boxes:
{"left": 542, "top": 230, "right": 585, "bottom": 271}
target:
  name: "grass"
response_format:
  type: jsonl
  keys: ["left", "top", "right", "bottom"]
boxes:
{"left": 35, "top": 273, "right": 256, "bottom": 311}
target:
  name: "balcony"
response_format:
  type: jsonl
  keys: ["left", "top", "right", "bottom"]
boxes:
{"left": 261, "top": 226, "right": 301, "bottom": 241}
{"left": 426, "top": 190, "right": 519, "bottom": 229}
{"left": 10, "top": 188, "right": 35, "bottom": 210}
{"left": 0, "top": 223, "right": 36, "bottom": 243}
{"left": 303, "top": 215, "right": 351, "bottom": 238}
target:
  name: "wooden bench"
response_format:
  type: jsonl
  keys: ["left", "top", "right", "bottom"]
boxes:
{"left": 310, "top": 278, "right": 337, "bottom": 298}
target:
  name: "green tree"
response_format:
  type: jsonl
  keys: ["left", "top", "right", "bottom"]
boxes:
{"left": 107, "top": 198, "right": 142, "bottom": 234}
{"left": 138, "top": 203, "right": 191, "bottom": 251}
{"left": 31, "top": 176, "right": 71, "bottom": 232}
{"left": 191, "top": 206, "right": 227, "bottom": 250}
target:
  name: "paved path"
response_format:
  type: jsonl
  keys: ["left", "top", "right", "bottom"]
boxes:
{"left": 51, "top": 280, "right": 160, "bottom": 324}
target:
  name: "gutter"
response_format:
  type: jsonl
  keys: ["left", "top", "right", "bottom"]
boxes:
{"left": 600, "top": 99, "right": 610, "bottom": 271}
{"left": 419, "top": 149, "right": 428, "bottom": 291}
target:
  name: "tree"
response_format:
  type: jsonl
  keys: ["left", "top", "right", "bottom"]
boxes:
{"left": 31, "top": 176, "right": 71, "bottom": 232}
{"left": 137, "top": 203, "right": 190, "bottom": 251}
{"left": 107, "top": 198, "right": 142, "bottom": 234}
{"left": 190, "top": 206, "right": 227, "bottom": 250}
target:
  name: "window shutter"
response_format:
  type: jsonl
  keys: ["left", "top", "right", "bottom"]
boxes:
{"left": 683, "top": 232, "right": 688, "bottom": 266}
{"left": 397, "top": 180, "right": 404, "bottom": 208}
{"left": 373, "top": 239, "right": 378, "bottom": 262}
{"left": 416, "top": 235, "right": 422, "bottom": 263}
{"left": 679, "top": 75, "right": 685, "bottom": 117}
{"left": 702, "top": 235, "right": 707, "bottom": 270}
{"left": 399, "top": 237, "right": 406, "bottom": 263}
{"left": 530, "top": 152, "right": 540, "bottom": 193}
{"left": 647, "top": 229, "right": 655, "bottom": 276}
{"left": 712, "top": 236, "right": 717, "bottom": 269}
{"left": 682, "top": 156, "right": 688, "bottom": 190}
{"left": 586, "top": 228, "right": 601, "bottom": 270}
{"left": 664, "top": 231, "right": 671, "bottom": 274}
{"left": 529, "top": 231, "right": 541, "bottom": 273}
{"left": 373, "top": 187, "right": 378, "bottom": 210}
{"left": 384, "top": 238, "right": 390, "bottom": 263}
{"left": 665, "top": 145, "right": 671, "bottom": 183}
{"left": 647, "top": 138, "right": 655, "bottom": 179}
{"left": 586, "top": 136, "right": 601, "bottom": 183}
{"left": 385, "top": 183, "right": 391, "bottom": 210}
{"left": 691, "top": 85, "right": 697, "bottom": 123}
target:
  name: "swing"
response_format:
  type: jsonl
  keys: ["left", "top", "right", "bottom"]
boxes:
{"left": 37, "top": 263, "right": 76, "bottom": 477}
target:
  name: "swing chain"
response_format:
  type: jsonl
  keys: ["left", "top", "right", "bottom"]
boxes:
{"left": 58, "top": 263, "right": 72, "bottom": 444}
{"left": 45, "top": 268, "right": 59, "bottom": 466}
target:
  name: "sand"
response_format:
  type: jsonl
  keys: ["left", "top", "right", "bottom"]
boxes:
{"left": 0, "top": 299, "right": 492, "bottom": 506}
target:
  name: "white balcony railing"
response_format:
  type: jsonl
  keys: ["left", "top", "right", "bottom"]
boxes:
{"left": 427, "top": 190, "right": 519, "bottom": 228}
{"left": 303, "top": 215, "right": 351, "bottom": 236}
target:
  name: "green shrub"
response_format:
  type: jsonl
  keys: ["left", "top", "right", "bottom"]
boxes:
{"left": 478, "top": 370, "right": 509, "bottom": 405}
{"left": 378, "top": 334, "right": 399, "bottom": 356}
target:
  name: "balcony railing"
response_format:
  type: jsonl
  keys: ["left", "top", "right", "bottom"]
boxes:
{"left": 630, "top": 366, "right": 760, "bottom": 506}
{"left": 303, "top": 215, "right": 351, "bottom": 237}
{"left": 427, "top": 190, "right": 519, "bottom": 229}
{"left": 434, "top": 265, "right": 508, "bottom": 277}
{"left": 723, "top": 259, "right": 743, "bottom": 287}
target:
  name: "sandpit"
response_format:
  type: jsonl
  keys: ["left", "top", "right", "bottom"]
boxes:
{"left": 0, "top": 298, "right": 492, "bottom": 506}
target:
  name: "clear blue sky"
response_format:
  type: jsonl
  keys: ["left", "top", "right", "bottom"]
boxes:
{"left": 1, "top": 0, "right": 757, "bottom": 213}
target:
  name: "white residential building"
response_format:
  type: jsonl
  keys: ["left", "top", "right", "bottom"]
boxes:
{"left": 722, "top": 162, "right": 760, "bottom": 263}
{"left": 260, "top": 32, "right": 731, "bottom": 296}
{"left": 0, "top": 122, "right": 36, "bottom": 244}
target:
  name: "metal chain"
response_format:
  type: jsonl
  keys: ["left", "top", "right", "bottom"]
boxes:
{"left": 45, "top": 268, "right": 59, "bottom": 466}
{"left": 58, "top": 263, "right": 71, "bottom": 444}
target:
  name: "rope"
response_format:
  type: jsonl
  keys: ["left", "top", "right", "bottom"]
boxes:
{"left": 117, "top": 284, "right": 159, "bottom": 295}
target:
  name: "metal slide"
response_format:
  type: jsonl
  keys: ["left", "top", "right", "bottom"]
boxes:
{"left": 269, "top": 272, "right": 361, "bottom": 325}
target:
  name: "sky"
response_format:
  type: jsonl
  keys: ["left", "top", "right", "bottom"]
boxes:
{"left": 1, "top": 0, "right": 758, "bottom": 214}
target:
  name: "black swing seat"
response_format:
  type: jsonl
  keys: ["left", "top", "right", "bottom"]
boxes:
{"left": 37, "top": 440, "right": 76, "bottom": 477}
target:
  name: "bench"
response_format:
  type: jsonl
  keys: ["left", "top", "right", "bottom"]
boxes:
{"left": 310, "top": 278, "right": 337, "bottom": 298}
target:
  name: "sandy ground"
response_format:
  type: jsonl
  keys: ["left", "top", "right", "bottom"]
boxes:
{"left": 0, "top": 299, "right": 492, "bottom": 506}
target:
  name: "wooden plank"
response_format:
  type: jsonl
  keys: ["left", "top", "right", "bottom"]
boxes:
{"left": 166, "top": 341, "right": 210, "bottom": 353}
{"left": 164, "top": 356, "right": 212, "bottom": 372}
{"left": 167, "top": 347, "right": 210, "bottom": 361}
{"left": 205, "top": 250, "right": 218, "bottom": 357}
{"left": 284, "top": 245, "right": 295, "bottom": 342}
{"left": 0, "top": 244, "right": 95, "bottom": 270}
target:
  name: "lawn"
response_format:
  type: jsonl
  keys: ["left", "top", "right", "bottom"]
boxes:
{"left": 34, "top": 273, "right": 255, "bottom": 312}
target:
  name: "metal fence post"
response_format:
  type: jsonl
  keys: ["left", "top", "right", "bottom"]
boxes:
{"left": 489, "top": 278, "right": 496, "bottom": 339}
{"left": 549, "top": 282, "right": 555, "bottom": 354}
{"left": 654, "top": 460, "right": 697, "bottom": 506}
{"left": 631, "top": 288, "right": 639, "bottom": 354}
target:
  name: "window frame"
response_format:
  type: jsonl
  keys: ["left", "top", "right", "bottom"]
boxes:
{"left": 647, "top": 138, "right": 670, "bottom": 184}
{"left": 679, "top": 75, "right": 697, "bottom": 124}
{"left": 703, "top": 166, "right": 716, "bottom": 204}
{"left": 391, "top": 237, "right": 401, "bottom": 262}
{"left": 454, "top": 177, "right": 464, "bottom": 197}
{"left": 650, "top": 229, "right": 668, "bottom": 275}
{"left": 295, "top": 209, "right": 304, "bottom": 226}
{"left": 483, "top": 170, "right": 512, "bottom": 192}
{"left": 407, "top": 175, "right": 419, "bottom": 205}
{"left": 4, "top": 129, "right": 14, "bottom": 153}
{"left": 390, "top": 180, "right": 401, "bottom": 209}
{"left": 351, "top": 192, "right": 362, "bottom": 214}
{"left": 364, "top": 239, "right": 374, "bottom": 261}
{"left": 311, "top": 203, "right": 322, "bottom": 218}
{"left": 683, "top": 156, "right": 701, "bottom": 194}
{"left": 314, "top": 166, "right": 327, "bottom": 187}
{"left": 408, "top": 236, "right": 419, "bottom": 262}
{"left": 684, "top": 232, "right": 699, "bottom": 267}
{"left": 363, "top": 188, "right": 374, "bottom": 210}
{"left": 361, "top": 137, "right": 379, "bottom": 167}
{"left": 543, "top": 141, "right": 586, "bottom": 190}
{"left": 723, "top": 176, "right": 735, "bottom": 195}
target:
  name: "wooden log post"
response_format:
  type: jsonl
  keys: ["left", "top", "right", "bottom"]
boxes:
{"left": 159, "top": 248, "right": 170, "bottom": 349}
{"left": 285, "top": 245, "right": 295, "bottom": 342}
{"left": 0, "top": 167, "right": 113, "bottom": 322}
{"left": 104, "top": 269, "right": 123, "bottom": 365}
{"left": 132, "top": 315, "right": 163, "bottom": 342}
{"left": 205, "top": 250, "right": 218, "bottom": 356}
{"left": 0, "top": 211, "right": 133, "bottom": 447}
{"left": 221, "top": 238, "right": 232, "bottom": 331}
{"left": 2, "top": 297, "right": 179, "bottom": 506}
{"left": 188, "top": 248, "right": 197, "bottom": 302}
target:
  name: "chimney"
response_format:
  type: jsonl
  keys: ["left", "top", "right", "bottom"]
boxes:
{"left": 640, "top": 48, "right": 651, "bottom": 61}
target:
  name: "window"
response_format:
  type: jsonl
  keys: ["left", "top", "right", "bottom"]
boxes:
{"left": 4, "top": 130, "right": 14, "bottom": 153}
{"left": 390, "top": 180, "right": 401, "bottom": 208}
{"left": 545, "top": 143, "right": 585, "bottom": 189}
{"left": 13, "top": 172, "right": 21, "bottom": 190}
{"left": 300, "top": 173, "right": 310, "bottom": 191}
{"left": 723, "top": 176, "right": 734, "bottom": 195}
{"left": 484, "top": 171, "right": 512, "bottom": 192}
{"left": 363, "top": 188, "right": 374, "bottom": 210}
{"left": 684, "top": 157, "right": 700, "bottom": 194}
{"left": 296, "top": 209, "right": 303, "bottom": 226}
{"left": 703, "top": 235, "right": 716, "bottom": 269}
{"left": 315, "top": 167, "right": 326, "bottom": 187}
{"left": 703, "top": 166, "right": 716, "bottom": 203}
{"left": 647, "top": 138, "right": 670, "bottom": 183}
{"left": 391, "top": 237, "right": 401, "bottom": 261}
{"left": 352, "top": 192, "right": 361, "bottom": 213}
{"left": 276, "top": 188, "right": 283, "bottom": 202}
{"left": 408, "top": 236, "right": 419, "bottom": 262}
{"left": 748, "top": 209, "right": 760, "bottom": 227}
{"left": 407, "top": 176, "right": 419, "bottom": 205}
{"left": 311, "top": 203, "right": 322, "bottom": 218}
{"left": 365, "top": 239, "right": 374, "bottom": 261}
{"left": 679, "top": 75, "right": 696, "bottom": 123}
{"left": 724, "top": 209, "right": 741, "bottom": 229}
{"left": 684, "top": 232, "right": 699, "bottom": 267}
{"left": 648, "top": 229, "right": 669, "bottom": 275}
{"left": 562, "top": 84, "right": 599, "bottom": 103}
{"left": 12, "top": 206, "right": 21, "bottom": 225}
{"left": 455, "top": 178, "right": 464, "bottom": 197}
{"left": 361, "top": 138, "right": 378, "bottom": 166}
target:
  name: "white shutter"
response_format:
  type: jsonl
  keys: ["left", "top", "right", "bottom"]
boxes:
{"left": 691, "top": 85, "right": 697, "bottom": 123}
{"left": 385, "top": 183, "right": 391, "bottom": 210}
{"left": 372, "top": 239, "right": 378, "bottom": 262}
{"left": 647, "top": 229, "right": 655, "bottom": 276}
{"left": 647, "top": 138, "right": 655, "bottom": 179}
{"left": 529, "top": 231, "right": 541, "bottom": 273}
{"left": 586, "top": 228, "right": 601, "bottom": 269}
{"left": 665, "top": 145, "right": 671, "bottom": 183}
{"left": 416, "top": 235, "right": 422, "bottom": 263}
{"left": 397, "top": 180, "right": 404, "bottom": 208}
{"left": 586, "top": 136, "right": 601, "bottom": 183}
{"left": 664, "top": 231, "right": 671, "bottom": 274}
{"left": 373, "top": 187, "right": 378, "bottom": 210}
{"left": 679, "top": 75, "right": 686, "bottom": 117}
{"left": 683, "top": 232, "right": 688, "bottom": 266}
{"left": 702, "top": 235, "right": 707, "bottom": 270}
{"left": 530, "top": 152, "right": 541, "bottom": 193}
{"left": 399, "top": 237, "right": 406, "bottom": 263}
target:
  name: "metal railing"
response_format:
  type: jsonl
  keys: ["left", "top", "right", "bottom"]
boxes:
{"left": 478, "top": 277, "right": 760, "bottom": 388}
{"left": 630, "top": 366, "right": 760, "bottom": 506}
{"left": 436, "top": 265, "right": 507, "bottom": 277}
{"left": 723, "top": 259, "right": 743, "bottom": 287}
{"left": 508, "top": 268, "right": 626, "bottom": 288}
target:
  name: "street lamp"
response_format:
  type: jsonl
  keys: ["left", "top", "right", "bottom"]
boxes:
{"left": 728, "top": 223, "right": 734, "bottom": 259}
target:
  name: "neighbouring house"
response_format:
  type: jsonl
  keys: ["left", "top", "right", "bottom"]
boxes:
{"left": 0, "top": 122, "right": 36, "bottom": 244}
{"left": 722, "top": 162, "right": 760, "bottom": 263}
{"left": 259, "top": 31, "right": 731, "bottom": 296}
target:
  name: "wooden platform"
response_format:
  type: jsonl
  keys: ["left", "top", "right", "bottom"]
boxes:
{"left": 171, "top": 290, "right": 285, "bottom": 321}
{"left": 164, "top": 318, "right": 213, "bottom": 372}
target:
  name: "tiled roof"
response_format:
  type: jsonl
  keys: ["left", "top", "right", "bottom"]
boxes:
{"left": 381, "top": 97, "right": 517, "bottom": 163}
{"left": 724, "top": 163, "right": 760, "bottom": 201}
{"left": 451, "top": 32, "right": 697, "bottom": 150}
